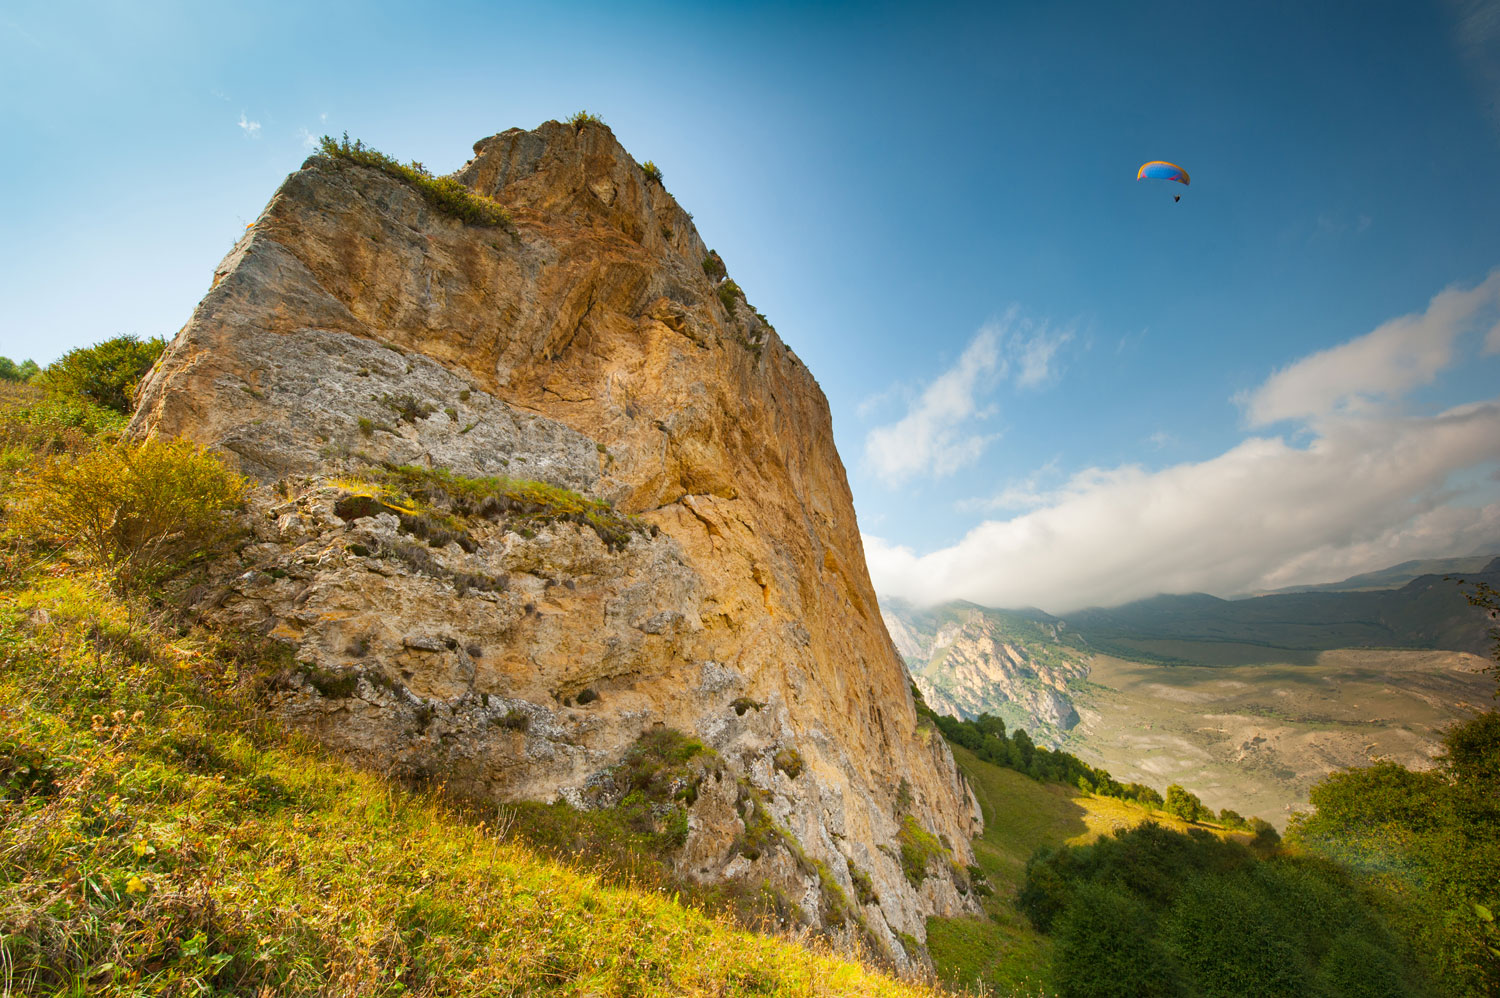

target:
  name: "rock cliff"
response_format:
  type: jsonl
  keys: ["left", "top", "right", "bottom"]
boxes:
{"left": 131, "top": 120, "right": 980, "bottom": 961}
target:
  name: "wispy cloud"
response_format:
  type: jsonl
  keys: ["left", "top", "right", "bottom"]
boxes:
{"left": 866, "top": 271, "right": 1500, "bottom": 613}
{"left": 1446, "top": 0, "right": 1500, "bottom": 134}
{"left": 1240, "top": 267, "right": 1500, "bottom": 426}
{"left": 238, "top": 113, "right": 261, "bottom": 138}
{"left": 297, "top": 127, "right": 319, "bottom": 150}
{"left": 862, "top": 311, "right": 1076, "bottom": 486}
{"left": 864, "top": 324, "right": 1004, "bottom": 486}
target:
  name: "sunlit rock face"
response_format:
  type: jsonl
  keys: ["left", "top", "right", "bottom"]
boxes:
{"left": 131, "top": 120, "right": 981, "bottom": 960}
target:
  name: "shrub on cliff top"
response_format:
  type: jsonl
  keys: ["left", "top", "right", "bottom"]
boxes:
{"left": 640, "top": 160, "right": 663, "bottom": 184}
{"left": 318, "top": 133, "right": 510, "bottom": 228}
{"left": 568, "top": 110, "right": 604, "bottom": 130}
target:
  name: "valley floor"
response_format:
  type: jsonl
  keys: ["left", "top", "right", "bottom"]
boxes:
{"left": 1067, "top": 645, "right": 1492, "bottom": 827}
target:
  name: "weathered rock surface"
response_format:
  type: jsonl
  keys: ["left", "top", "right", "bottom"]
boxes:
{"left": 132, "top": 120, "right": 980, "bottom": 960}
{"left": 882, "top": 600, "right": 1089, "bottom": 741}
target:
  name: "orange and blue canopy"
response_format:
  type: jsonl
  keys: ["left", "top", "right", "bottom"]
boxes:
{"left": 1137, "top": 161, "right": 1190, "bottom": 185}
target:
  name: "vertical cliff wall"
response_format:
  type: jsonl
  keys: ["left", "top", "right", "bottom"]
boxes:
{"left": 131, "top": 120, "right": 980, "bottom": 960}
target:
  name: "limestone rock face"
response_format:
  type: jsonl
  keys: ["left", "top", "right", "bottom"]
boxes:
{"left": 883, "top": 602, "right": 1089, "bottom": 741}
{"left": 131, "top": 120, "right": 980, "bottom": 959}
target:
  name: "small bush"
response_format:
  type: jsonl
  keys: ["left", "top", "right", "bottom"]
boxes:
{"left": 773, "top": 747, "right": 804, "bottom": 780}
{"left": 641, "top": 160, "right": 663, "bottom": 184}
{"left": 568, "top": 110, "right": 604, "bottom": 130}
{"left": 730, "top": 697, "right": 765, "bottom": 716}
{"left": 575, "top": 688, "right": 599, "bottom": 706}
{"left": 717, "top": 279, "right": 742, "bottom": 317}
{"left": 702, "top": 251, "right": 727, "bottom": 282}
{"left": 36, "top": 335, "right": 165, "bottom": 414}
{"left": 11, "top": 437, "right": 246, "bottom": 591}
{"left": 319, "top": 133, "right": 509, "bottom": 228}
{"left": 850, "top": 864, "right": 879, "bottom": 906}
{"left": 497, "top": 709, "right": 531, "bottom": 732}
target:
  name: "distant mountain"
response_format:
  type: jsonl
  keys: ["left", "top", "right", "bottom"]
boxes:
{"left": 1069, "top": 557, "right": 1500, "bottom": 659}
{"left": 881, "top": 600, "right": 1090, "bottom": 742}
{"left": 1237, "top": 554, "right": 1500, "bottom": 597}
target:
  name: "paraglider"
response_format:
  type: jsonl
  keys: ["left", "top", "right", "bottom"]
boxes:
{"left": 1137, "top": 161, "right": 1190, "bottom": 202}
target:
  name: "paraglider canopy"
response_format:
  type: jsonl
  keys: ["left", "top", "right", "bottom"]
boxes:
{"left": 1137, "top": 161, "right": 1190, "bottom": 202}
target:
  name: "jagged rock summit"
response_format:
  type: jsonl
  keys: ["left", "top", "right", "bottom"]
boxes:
{"left": 131, "top": 119, "right": 980, "bottom": 959}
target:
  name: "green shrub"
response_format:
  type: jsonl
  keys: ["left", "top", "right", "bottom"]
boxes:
{"left": 701, "top": 251, "right": 727, "bottom": 282}
{"left": 849, "top": 864, "right": 878, "bottom": 906}
{"left": 641, "top": 160, "right": 663, "bottom": 184}
{"left": 717, "top": 279, "right": 742, "bottom": 317}
{"left": 730, "top": 696, "right": 765, "bottom": 716}
{"left": 568, "top": 110, "right": 604, "bottom": 130}
{"left": 0, "top": 357, "right": 39, "bottom": 383}
{"left": 36, "top": 334, "right": 165, "bottom": 414}
{"left": 11, "top": 437, "right": 247, "bottom": 591}
{"left": 318, "top": 134, "right": 510, "bottom": 228}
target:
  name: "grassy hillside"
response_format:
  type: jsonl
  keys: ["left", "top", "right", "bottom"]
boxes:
{"left": 0, "top": 570, "right": 944, "bottom": 996}
{"left": 0, "top": 373, "right": 948, "bottom": 997}
{"left": 924, "top": 745, "right": 1226, "bottom": 994}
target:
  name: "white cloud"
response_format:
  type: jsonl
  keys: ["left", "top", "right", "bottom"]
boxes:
{"left": 1013, "top": 326, "right": 1073, "bottom": 389}
{"left": 1241, "top": 268, "right": 1500, "bottom": 426}
{"left": 238, "top": 113, "right": 261, "bottom": 138}
{"left": 863, "top": 323, "right": 1005, "bottom": 486}
{"left": 862, "top": 312, "right": 1077, "bottom": 486}
{"left": 867, "top": 274, "right": 1500, "bottom": 613}
{"left": 298, "top": 127, "right": 319, "bottom": 150}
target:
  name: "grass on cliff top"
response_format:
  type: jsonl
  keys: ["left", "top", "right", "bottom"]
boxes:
{"left": 0, "top": 564, "right": 950, "bottom": 997}
{"left": 319, "top": 133, "right": 510, "bottom": 228}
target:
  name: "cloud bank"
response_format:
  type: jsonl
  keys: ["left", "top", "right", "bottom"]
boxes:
{"left": 865, "top": 270, "right": 1500, "bottom": 614}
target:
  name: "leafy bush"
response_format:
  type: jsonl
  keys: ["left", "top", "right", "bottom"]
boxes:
{"left": 641, "top": 160, "right": 663, "bottom": 184}
{"left": 568, "top": 110, "right": 604, "bottom": 130}
{"left": 36, "top": 334, "right": 165, "bottom": 414}
{"left": 11, "top": 437, "right": 246, "bottom": 591}
{"left": 318, "top": 133, "right": 510, "bottom": 228}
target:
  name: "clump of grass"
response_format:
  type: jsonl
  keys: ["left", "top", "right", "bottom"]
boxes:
{"left": 773, "top": 747, "right": 805, "bottom": 780}
{"left": 318, "top": 133, "right": 510, "bottom": 228}
{"left": 568, "top": 110, "right": 604, "bottom": 130}
{"left": 351, "top": 463, "right": 650, "bottom": 552}
{"left": 496, "top": 709, "right": 530, "bottom": 732}
{"left": 730, "top": 697, "right": 766, "bottom": 716}
{"left": 641, "top": 160, "right": 663, "bottom": 184}
{"left": 897, "top": 814, "right": 949, "bottom": 887}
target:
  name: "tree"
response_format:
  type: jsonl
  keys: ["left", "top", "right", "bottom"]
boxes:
{"left": 0, "top": 356, "right": 39, "bottom": 382}
{"left": 1164, "top": 784, "right": 1207, "bottom": 823}
{"left": 37, "top": 334, "right": 165, "bottom": 414}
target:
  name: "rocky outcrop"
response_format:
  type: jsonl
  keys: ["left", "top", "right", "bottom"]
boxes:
{"left": 882, "top": 601, "right": 1089, "bottom": 741}
{"left": 131, "top": 120, "right": 979, "bottom": 961}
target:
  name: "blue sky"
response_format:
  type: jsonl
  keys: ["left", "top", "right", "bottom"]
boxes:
{"left": 4, "top": 0, "right": 1499, "bottom": 610}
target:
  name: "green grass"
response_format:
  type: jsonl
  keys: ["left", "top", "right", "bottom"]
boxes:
{"left": 319, "top": 134, "right": 510, "bottom": 228}
{"left": 340, "top": 463, "right": 651, "bottom": 552}
{"left": 0, "top": 566, "right": 951, "bottom": 997}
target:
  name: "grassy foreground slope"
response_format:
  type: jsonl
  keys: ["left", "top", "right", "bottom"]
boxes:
{"left": 0, "top": 570, "right": 945, "bottom": 997}
{"left": 924, "top": 744, "right": 1222, "bottom": 994}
